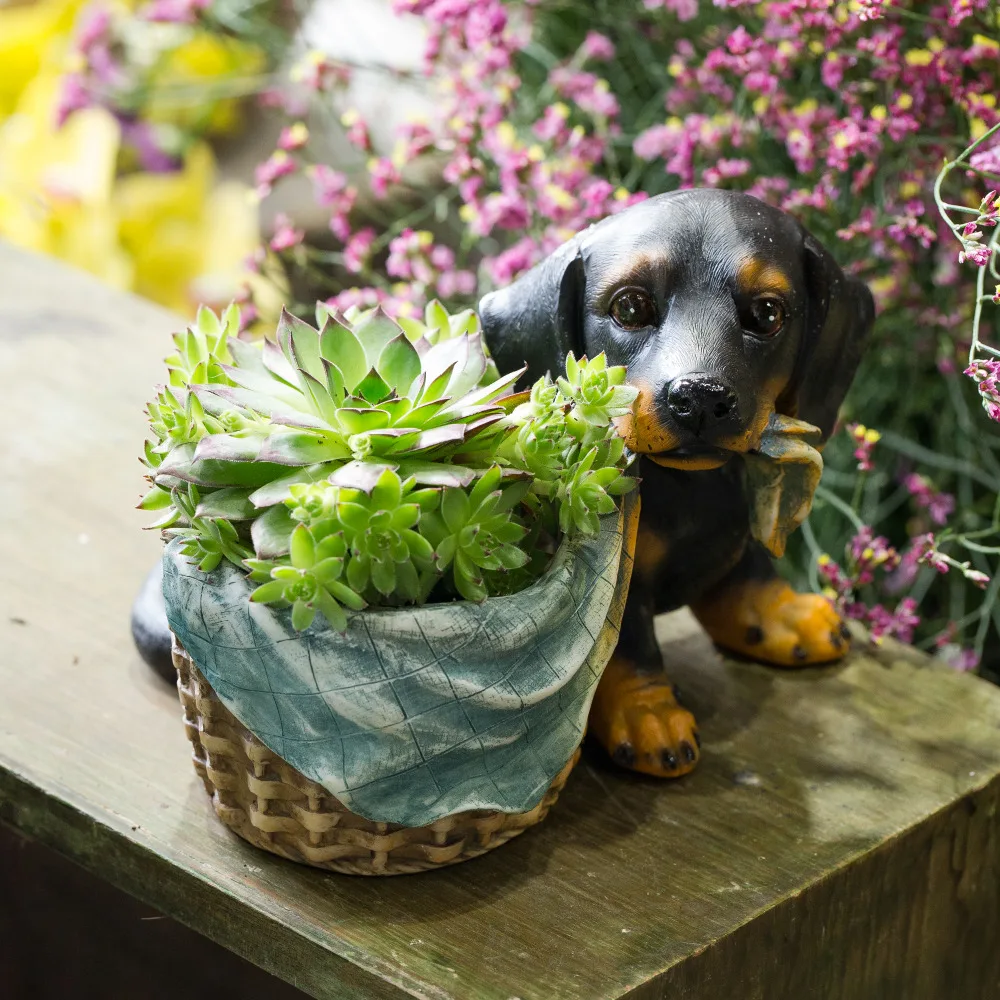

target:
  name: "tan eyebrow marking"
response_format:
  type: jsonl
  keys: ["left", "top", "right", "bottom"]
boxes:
{"left": 736, "top": 258, "right": 792, "bottom": 296}
{"left": 592, "top": 253, "right": 672, "bottom": 302}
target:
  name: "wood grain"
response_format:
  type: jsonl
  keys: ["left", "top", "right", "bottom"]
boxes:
{"left": 1, "top": 241, "right": 999, "bottom": 999}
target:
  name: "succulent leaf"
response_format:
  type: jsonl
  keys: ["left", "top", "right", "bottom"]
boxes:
{"left": 394, "top": 460, "right": 476, "bottom": 488}
{"left": 252, "top": 503, "right": 296, "bottom": 558}
{"left": 377, "top": 334, "right": 422, "bottom": 395}
{"left": 446, "top": 333, "right": 489, "bottom": 397}
{"left": 261, "top": 338, "right": 300, "bottom": 387}
{"left": 278, "top": 308, "right": 326, "bottom": 383}
{"left": 329, "top": 460, "right": 397, "bottom": 492}
{"left": 248, "top": 463, "right": 342, "bottom": 508}
{"left": 195, "top": 488, "right": 256, "bottom": 521}
{"left": 299, "top": 370, "right": 345, "bottom": 425}
{"left": 257, "top": 429, "right": 348, "bottom": 466}
{"left": 138, "top": 486, "right": 173, "bottom": 511}
{"left": 422, "top": 337, "right": 469, "bottom": 392}
{"left": 319, "top": 318, "right": 368, "bottom": 391}
{"left": 356, "top": 369, "right": 392, "bottom": 404}
{"left": 353, "top": 308, "right": 404, "bottom": 368}
{"left": 336, "top": 407, "right": 390, "bottom": 435}
{"left": 158, "top": 444, "right": 291, "bottom": 488}
{"left": 194, "top": 432, "right": 264, "bottom": 464}
{"left": 198, "top": 384, "right": 323, "bottom": 426}
{"left": 290, "top": 523, "right": 316, "bottom": 568}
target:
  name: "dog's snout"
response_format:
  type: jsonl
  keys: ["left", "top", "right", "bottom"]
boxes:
{"left": 665, "top": 377, "right": 739, "bottom": 433}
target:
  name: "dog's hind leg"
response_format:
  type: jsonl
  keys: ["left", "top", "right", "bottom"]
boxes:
{"left": 691, "top": 543, "right": 850, "bottom": 667}
{"left": 589, "top": 588, "right": 701, "bottom": 778}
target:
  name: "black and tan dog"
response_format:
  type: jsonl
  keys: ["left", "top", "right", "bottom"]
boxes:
{"left": 479, "top": 188, "right": 875, "bottom": 779}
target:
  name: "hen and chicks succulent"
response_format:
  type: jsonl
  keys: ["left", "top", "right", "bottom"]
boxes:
{"left": 142, "top": 301, "right": 637, "bottom": 630}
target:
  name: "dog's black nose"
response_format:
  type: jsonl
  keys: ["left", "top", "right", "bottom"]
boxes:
{"left": 666, "top": 376, "right": 739, "bottom": 432}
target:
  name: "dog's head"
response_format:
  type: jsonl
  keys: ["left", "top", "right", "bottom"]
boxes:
{"left": 479, "top": 190, "right": 875, "bottom": 470}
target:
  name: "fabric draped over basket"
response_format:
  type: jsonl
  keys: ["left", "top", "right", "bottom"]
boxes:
{"left": 163, "top": 493, "right": 638, "bottom": 827}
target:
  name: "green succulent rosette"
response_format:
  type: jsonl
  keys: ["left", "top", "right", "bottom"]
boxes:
{"left": 141, "top": 302, "right": 638, "bottom": 628}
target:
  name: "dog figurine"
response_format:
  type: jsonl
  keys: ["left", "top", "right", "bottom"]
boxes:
{"left": 479, "top": 189, "right": 875, "bottom": 779}
{"left": 132, "top": 188, "right": 874, "bottom": 781}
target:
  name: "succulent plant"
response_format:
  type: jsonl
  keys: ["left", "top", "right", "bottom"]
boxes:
{"left": 142, "top": 301, "right": 638, "bottom": 630}
{"left": 247, "top": 524, "right": 365, "bottom": 632}
{"left": 420, "top": 466, "right": 530, "bottom": 602}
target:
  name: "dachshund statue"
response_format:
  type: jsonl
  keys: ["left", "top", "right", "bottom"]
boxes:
{"left": 479, "top": 189, "right": 875, "bottom": 779}
{"left": 132, "top": 188, "right": 874, "bottom": 783}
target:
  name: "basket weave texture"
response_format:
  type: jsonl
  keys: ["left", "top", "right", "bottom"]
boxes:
{"left": 174, "top": 642, "right": 580, "bottom": 875}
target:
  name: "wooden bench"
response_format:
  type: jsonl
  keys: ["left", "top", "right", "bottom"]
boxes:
{"left": 1, "top": 242, "right": 998, "bottom": 999}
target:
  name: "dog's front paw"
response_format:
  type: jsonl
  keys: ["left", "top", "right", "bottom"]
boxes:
{"left": 589, "top": 656, "right": 700, "bottom": 777}
{"left": 694, "top": 578, "right": 849, "bottom": 667}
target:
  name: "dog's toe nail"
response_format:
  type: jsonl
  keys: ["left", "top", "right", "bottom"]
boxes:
{"left": 792, "top": 644, "right": 808, "bottom": 662}
{"left": 745, "top": 625, "right": 764, "bottom": 645}
{"left": 839, "top": 623, "right": 851, "bottom": 640}
{"left": 830, "top": 630, "right": 843, "bottom": 649}
{"left": 693, "top": 730, "right": 702, "bottom": 748}
{"left": 671, "top": 682, "right": 682, "bottom": 702}
{"left": 612, "top": 742, "right": 636, "bottom": 767}
{"left": 680, "top": 741, "right": 696, "bottom": 764}
{"left": 661, "top": 748, "right": 679, "bottom": 771}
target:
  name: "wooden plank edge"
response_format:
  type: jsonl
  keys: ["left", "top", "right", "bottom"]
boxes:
{"left": 0, "top": 763, "right": 440, "bottom": 1000}
{"left": 621, "top": 771, "right": 1000, "bottom": 999}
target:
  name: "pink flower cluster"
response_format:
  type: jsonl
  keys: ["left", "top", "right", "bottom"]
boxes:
{"left": 818, "top": 534, "right": 920, "bottom": 645}
{"left": 817, "top": 524, "right": 986, "bottom": 652}
{"left": 934, "top": 623, "right": 981, "bottom": 671}
{"left": 56, "top": 4, "right": 118, "bottom": 127}
{"left": 630, "top": 0, "right": 1000, "bottom": 323}
{"left": 386, "top": 229, "right": 476, "bottom": 298}
{"left": 955, "top": 189, "right": 997, "bottom": 267}
{"left": 252, "top": 0, "right": 652, "bottom": 313}
{"left": 141, "top": 0, "right": 208, "bottom": 24}
{"left": 965, "top": 358, "right": 1000, "bottom": 422}
{"left": 902, "top": 474, "right": 955, "bottom": 525}
{"left": 847, "top": 422, "right": 880, "bottom": 472}
{"left": 269, "top": 214, "right": 304, "bottom": 253}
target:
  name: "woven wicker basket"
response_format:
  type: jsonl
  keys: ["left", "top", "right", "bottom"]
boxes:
{"left": 173, "top": 641, "right": 580, "bottom": 875}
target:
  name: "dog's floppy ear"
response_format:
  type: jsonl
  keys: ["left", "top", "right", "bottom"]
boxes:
{"left": 777, "top": 233, "right": 875, "bottom": 441}
{"left": 479, "top": 237, "right": 585, "bottom": 385}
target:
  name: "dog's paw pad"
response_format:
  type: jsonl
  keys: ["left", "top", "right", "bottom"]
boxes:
{"left": 598, "top": 683, "right": 700, "bottom": 778}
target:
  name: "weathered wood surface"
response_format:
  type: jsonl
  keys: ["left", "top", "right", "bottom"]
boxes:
{"left": 1, "top": 241, "right": 999, "bottom": 1000}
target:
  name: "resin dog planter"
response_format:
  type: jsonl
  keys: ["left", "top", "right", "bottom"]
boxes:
{"left": 165, "top": 494, "right": 637, "bottom": 875}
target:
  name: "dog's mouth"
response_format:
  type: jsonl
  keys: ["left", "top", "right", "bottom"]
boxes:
{"left": 647, "top": 444, "right": 734, "bottom": 471}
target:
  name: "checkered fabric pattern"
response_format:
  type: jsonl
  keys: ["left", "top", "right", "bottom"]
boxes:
{"left": 163, "top": 494, "right": 635, "bottom": 826}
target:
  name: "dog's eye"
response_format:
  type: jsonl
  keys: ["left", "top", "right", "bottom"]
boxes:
{"left": 609, "top": 287, "right": 658, "bottom": 331}
{"left": 745, "top": 296, "right": 786, "bottom": 338}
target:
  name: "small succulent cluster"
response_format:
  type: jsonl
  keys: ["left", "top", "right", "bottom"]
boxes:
{"left": 142, "top": 302, "right": 637, "bottom": 630}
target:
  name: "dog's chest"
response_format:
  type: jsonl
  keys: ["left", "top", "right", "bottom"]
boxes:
{"left": 636, "top": 459, "right": 750, "bottom": 610}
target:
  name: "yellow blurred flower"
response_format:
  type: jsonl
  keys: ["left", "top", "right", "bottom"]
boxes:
{"left": 0, "top": 65, "right": 265, "bottom": 317}
{"left": 114, "top": 142, "right": 263, "bottom": 315}
{"left": 0, "top": 70, "right": 132, "bottom": 287}
{"left": 0, "top": 0, "right": 83, "bottom": 118}
{"left": 144, "top": 30, "right": 268, "bottom": 138}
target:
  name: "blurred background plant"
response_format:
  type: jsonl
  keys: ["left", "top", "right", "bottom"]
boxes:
{"left": 0, "top": 0, "right": 286, "bottom": 314}
{"left": 13, "top": 0, "right": 1000, "bottom": 676}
